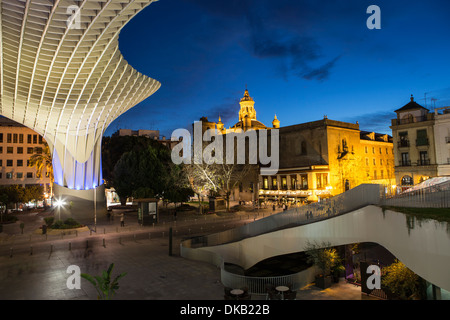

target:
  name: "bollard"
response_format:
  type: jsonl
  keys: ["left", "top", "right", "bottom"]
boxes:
{"left": 103, "top": 238, "right": 106, "bottom": 248}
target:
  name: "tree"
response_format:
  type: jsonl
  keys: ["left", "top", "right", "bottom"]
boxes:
{"left": 184, "top": 138, "right": 257, "bottom": 212}
{"left": 28, "top": 142, "right": 54, "bottom": 200}
{"left": 112, "top": 143, "right": 193, "bottom": 206}
{"left": 382, "top": 259, "right": 423, "bottom": 299}
{"left": 304, "top": 241, "right": 339, "bottom": 277}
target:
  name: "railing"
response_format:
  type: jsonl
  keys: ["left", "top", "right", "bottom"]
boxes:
{"left": 221, "top": 266, "right": 317, "bottom": 295}
{"left": 182, "top": 184, "right": 382, "bottom": 249}
{"left": 381, "top": 179, "right": 450, "bottom": 208}
{"left": 417, "top": 159, "right": 430, "bottom": 166}
{"left": 399, "top": 160, "right": 411, "bottom": 167}
{"left": 397, "top": 140, "right": 410, "bottom": 148}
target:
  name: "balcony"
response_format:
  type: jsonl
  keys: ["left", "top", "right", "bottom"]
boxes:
{"left": 417, "top": 159, "right": 430, "bottom": 166}
{"left": 397, "top": 140, "right": 410, "bottom": 148}
{"left": 399, "top": 160, "right": 411, "bottom": 167}
{"left": 392, "top": 115, "right": 431, "bottom": 126}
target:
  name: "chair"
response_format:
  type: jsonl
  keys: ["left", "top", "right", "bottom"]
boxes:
{"left": 283, "top": 290, "right": 297, "bottom": 300}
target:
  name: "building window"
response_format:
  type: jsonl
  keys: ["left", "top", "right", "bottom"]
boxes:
{"left": 13, "top": 133, "right": 18, "bottom": 143}
{"left": 373, "top": 158, "right": 376, "bottom": 165}
{"left": 271, "top": 177, "right": 278, "bottom": 190}
{"left": 17, "top": 147, "right": 23, "bottom": 154}
{"left": 290, "top": 175, "right": 297, "bottom": 190}
{"left": 386, "top": 147, "right": 388, "bottom": 154}
{"left": 316, "top": 173, "right": 328, "bottom": 189}
{"left": 419, "top": 151, "right": 429, "bottom": 165}
{"left": 401, "top": 153, "right": 410, "bottom": 166}
{"left": 0, "top": 160, "right": 2, "bottom": 166}
{"left": 399, "top": 131, "right": 409, "bottom": 147}
{"left": 374, "top": 171, "right": 377, "bottom": 179}
{"left": 39, "top": 136, "right": 43, "bottom": 144}
{"left": 16, "top": 173, "right": 23, "bottom": 179}
{"left": 0, "top": 133, "right": 2, "bottom": 143}
{"left": 33, "top": 135, "right": 37, "bottom": 144}
{"left": 19, "top": 134, "right": 23, "bottom": 143}
{"left": 27, "top": 147, "right": 33, "bottom": 154}
{"left": 17, "top": 160, "right": 23, "bottom": 167}
{"left": 380, "top": 159, "right": 383, "bottom": 165}
{"left": 7, "top": 147, "right": 13, "bottom": 154}
{"left": 0, "top": 146, "right": 2, "bottom": 153}
{"left": 263, "top": 177, "right": 269, "bottom": 190}
{"left": 6, "top": 160, "right": 13, "bottom": 167}
{"left": 372, "top": 147, "right": 375, "bottom": 154}
{"left": 300, "top": 174, "right": 308, "bottom": 190}
{"left": 281, "top": 176, "right": 287, "bottom": 190}
{"left": 7, "top": 133, "right": 11, "bottom": 143}
{"left": 27, "top": 172, "right": 33, "bottom": 179}
{"left": 365, "top": 146, "right": 368, "bottom": 153}
{"left": 301, "top": 141, "right": 307, "bottom": 155}
{"left": 6, "top": 172, "right": 13, "bottom": 179}
{"left": 380, "top": 170, "right": 384, "bottom": 179}
{"left": 416, "top": 129, "right": 428, "bottom": 146}
{"left": 27, "top": 134, "right": 32, "bottom": 143}
{"left": 365, "top": 158, "right": 369, "bottom": 166}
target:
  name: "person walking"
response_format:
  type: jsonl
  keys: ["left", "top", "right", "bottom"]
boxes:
{"left": 120, "top": 213, "right": 125, "bottom": 227}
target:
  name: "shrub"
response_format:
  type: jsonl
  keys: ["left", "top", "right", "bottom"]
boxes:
{"left": 64, "top": 218, "right": 79, "bottom": 226}
{"left": 51, "top": 218, "right": 82, "bottom": 229}
{"left": 44, "top": 217, "right": 54, "bottom": 227}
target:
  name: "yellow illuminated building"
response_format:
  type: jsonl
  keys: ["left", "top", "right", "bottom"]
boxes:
{"left": 199, "top": 90, "right": 395, "bottom": 204}
{"left": 260, "top": 118, "right": 395, "bottom": 203}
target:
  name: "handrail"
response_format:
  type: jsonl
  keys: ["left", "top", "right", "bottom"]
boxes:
{"left": 181, "top": 184, "right": 383, "bottom": 249}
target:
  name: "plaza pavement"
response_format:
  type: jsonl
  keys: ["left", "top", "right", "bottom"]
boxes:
{"left": 0, "top": 206, "right": 375, "bottom": 301}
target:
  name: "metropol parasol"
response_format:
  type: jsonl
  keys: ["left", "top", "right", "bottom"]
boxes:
{"left": 0, "top": 0, "right": 161, "bottom": 221}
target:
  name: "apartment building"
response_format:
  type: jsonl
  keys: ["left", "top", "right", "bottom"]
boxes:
{"left": 0, "top": 117, "right": 51, "bottom": 192}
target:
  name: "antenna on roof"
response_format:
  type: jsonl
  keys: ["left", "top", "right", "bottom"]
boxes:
{"left": 431, "top": 98, "right": 438, "bottom": 112}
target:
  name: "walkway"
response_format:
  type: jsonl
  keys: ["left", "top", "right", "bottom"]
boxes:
{"left": 0, "top": 206, "right": 369, "bottom": 300}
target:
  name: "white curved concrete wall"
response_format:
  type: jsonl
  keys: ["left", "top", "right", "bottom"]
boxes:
{"left": 200, "top": 206, "right": 450, "bottom": 291}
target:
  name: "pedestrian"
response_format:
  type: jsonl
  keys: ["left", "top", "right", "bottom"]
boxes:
{"left": 120, "top": 213, "right": 125, "bottom": 227}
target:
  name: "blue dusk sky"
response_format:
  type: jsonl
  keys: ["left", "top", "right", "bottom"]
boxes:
{"left": 105, "top": 0, "right": 450, "bottom": 138}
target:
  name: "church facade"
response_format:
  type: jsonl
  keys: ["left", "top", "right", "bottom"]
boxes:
{"left": 198, "top": 89, "right": 395, "bottom": 205}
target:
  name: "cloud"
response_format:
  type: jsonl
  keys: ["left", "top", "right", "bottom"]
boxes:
{"left": 345, "top": 110, "right": 394, "bottom": 134}
{"left": 300, "top": 55, "right": 342, "bottom": 81}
